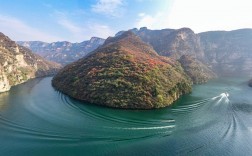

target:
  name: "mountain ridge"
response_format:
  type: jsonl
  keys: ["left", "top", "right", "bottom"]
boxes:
{"left": 17, "top": 37, "right": 105, "bottom": 65}
{"left": 18, "top": 27, "right": 252, "bottom": 78}
{"left": 117, "top": 27, "right": 252, "bottom": 77}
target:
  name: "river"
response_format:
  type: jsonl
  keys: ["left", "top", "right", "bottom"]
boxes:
{"left": 0, "top": 77, "right": 252, "bottom": 156}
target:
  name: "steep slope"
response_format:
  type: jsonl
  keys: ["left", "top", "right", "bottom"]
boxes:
{"left": 0, "top": 32, "right": 61, "bottom": 93}
{"left": 199, "top": 29, "right": 252, "bottom": 76}
{"left": 52, "top": 31, "right": 192, "bottom": 109}
{"left": 116, "top": 27, "right": 205, "bottom": 61}
{"left": 17, "top": 37, "right": 105, "bottom": 65}
{"left": 179, "top": 55, "right": 216, "bottom": 84}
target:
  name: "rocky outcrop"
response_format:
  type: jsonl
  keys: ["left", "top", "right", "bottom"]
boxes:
{"left": 52, "top": 31, "right": 192, "bottom": 109}
{"left": 0, "top": 32, "right": 61, "bottom": 93}
{"left": 17, "top": 37, "right": 105, "bottom": 65}
{"left": 0, "top": 73, "right": 10, "bottom": 92}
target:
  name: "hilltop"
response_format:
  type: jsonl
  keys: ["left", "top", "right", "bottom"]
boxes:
{"left": 52, "top": 31, "right": 192, "bottom": 109}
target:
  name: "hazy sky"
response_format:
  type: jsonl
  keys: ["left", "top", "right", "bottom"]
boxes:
{"left": 0, "top": 0, "right": 251, "bottom": 42}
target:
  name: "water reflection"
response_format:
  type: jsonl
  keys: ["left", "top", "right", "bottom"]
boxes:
{"left": 0, "top": 91, "right": 9, "bottom": 109}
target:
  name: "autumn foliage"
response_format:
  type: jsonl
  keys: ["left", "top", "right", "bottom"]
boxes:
{"left": 52, "top": 31, "right": 192, "bottom": 109}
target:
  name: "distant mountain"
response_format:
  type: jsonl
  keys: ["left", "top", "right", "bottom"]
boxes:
{"left": 0, "top": 32, "right": 61, "bottom": 93}
{"left": 199, "top": 29, "right": 252, "bottom": 76}
{"left": 17, "top": 37, "right": 105, "bottom": 65}
{"left": 52, "top": 31, "right": 192, "bottom": 109}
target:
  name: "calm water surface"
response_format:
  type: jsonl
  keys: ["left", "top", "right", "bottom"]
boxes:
{"left": 0, "top": 77, "right": 252, "bottom": 156}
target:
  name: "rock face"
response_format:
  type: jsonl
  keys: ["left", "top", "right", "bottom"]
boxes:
{"left": 199, "top": 29, "right": 252, "bottom": 76}
{"left": 52, "top": 31, "right": 192, "bottom": 109}
{"left": 17, "top": 37, "right": 105, "bottom": 65}
{"left": 0, "top": 32, "right": 61, "bottom": 93}
{"left": 179, "top": 55, "right": 216, "bottom": 84}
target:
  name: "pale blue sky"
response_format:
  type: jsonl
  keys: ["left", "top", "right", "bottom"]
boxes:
{"left": 0, "top": 0, "right": 251, "bottom": 42}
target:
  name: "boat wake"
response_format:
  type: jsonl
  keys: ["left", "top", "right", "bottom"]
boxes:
{"left": 1, "top": 77, "right": 252, "bottom": 155}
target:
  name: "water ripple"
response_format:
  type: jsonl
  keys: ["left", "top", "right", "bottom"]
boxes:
{"left": 1, "top": 77, "right": 252, "bottom": 155}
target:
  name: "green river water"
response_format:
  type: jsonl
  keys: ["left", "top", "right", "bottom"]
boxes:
{"left": 0, "top": 77, "right": 252, "bottom": 156}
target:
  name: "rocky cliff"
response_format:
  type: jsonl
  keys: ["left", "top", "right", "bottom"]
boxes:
{"left": 0, "top": 32, "right": 61, "bottom": 93}
{"left": 17, "top": 37, "right": 105, "bottom": 65}
{"left": 52, "top": 31, "right": 192, "bottom": 109}
{"left": 199, "top": 29, "right": 252, "bottom": 76}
